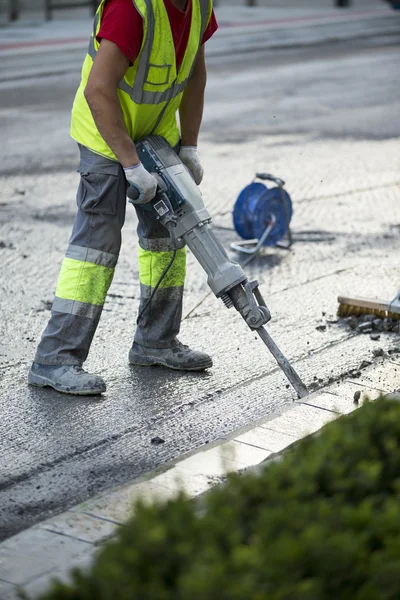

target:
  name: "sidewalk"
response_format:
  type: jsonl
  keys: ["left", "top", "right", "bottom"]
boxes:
{"left": 0, "top": 1, "right": 396, "bottom": 55}
{"left": 0, "top": 355, "right": 399, "bottom": 600}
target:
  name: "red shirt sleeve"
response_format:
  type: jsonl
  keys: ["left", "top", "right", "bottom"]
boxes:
{"left": 97, "top": 0, "right": 143, "bottom": 65}
{"left": 201, "top": 9, "right": 218, "bottom": 45}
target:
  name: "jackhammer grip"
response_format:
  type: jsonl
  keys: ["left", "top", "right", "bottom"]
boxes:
{"left": 127, "top": 184, "right": 141, "bottom": 202}
{"left": 127, "top": 185, "right": 168, "bottom": 210}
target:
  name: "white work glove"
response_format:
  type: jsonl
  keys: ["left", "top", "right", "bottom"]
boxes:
{"left": 179, "top": 145, "right": 204, "bottom": 185}
{"left": 124, "top": 162, "right": 157, "bottom": 204}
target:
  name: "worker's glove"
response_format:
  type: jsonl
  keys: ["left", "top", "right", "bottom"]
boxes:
{"left": 179, "top": 145, "right": 204, "bottom": 185}
{"left": 124, "top": 162, "right": 157, "bottom": 204}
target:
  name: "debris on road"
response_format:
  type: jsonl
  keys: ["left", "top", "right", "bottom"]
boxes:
{"left": 372, "top": 348, "right": 385, "bottom": 358}
{"left": 359, "top": 322, "right": 373, "bottom": 334}
{"left": 0, "top": 241, "right": 15, "bottom": 249}
{"left": 151, "top": 437, "right": 165, "bottom": 446}
{"left": 359, "top": 360, "right": 372, "bottom": 370}
{"left": 339, "top": 314, "right": 400, "bottom": 334}
{"left": 370, "top": 333, "right": 381, "bottom": 341}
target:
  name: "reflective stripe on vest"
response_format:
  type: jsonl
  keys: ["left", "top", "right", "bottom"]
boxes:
{"left": 87, "top": 0, "right": 210, "bottom": 105}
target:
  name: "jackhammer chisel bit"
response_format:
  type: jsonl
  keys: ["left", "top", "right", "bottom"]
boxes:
{"left": 224, "top": 279, "right": 308, "bottom": 399}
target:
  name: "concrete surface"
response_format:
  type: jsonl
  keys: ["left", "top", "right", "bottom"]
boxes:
{"left": 0, "top": 358, "right": 398, "bottom": 599}
{"left": 0, "top": 0, "right": 399, "bottom": 568}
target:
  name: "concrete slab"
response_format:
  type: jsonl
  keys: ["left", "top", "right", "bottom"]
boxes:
{"left": 0, "top": 529, "right": 91, "bottom": 586}
{"left": 260, "top": 404, "right": 337, "bottom": 439}
{"left": 177, "top": 441, "right": 271, "bottom": 478}
{"left": 348, "top": 361, "right": 400, "bottom": 393}
{"left": 302, "top": 390, "right": 362, "bottom": 415}
{"left": 235, "top": 426, "right": 298, "bottom": 452}
{"left": 38, "top": 511, "right": 118, "bottom": 545}
{"left": 325, "top": 379, "right": 383, "bottom": 405}
{"left": 0, "top": 548, "right": 49, "bottom": 586}
{"left": 150, "top": 468, "right": 214, "bottom": 497}
{"left": 0, "top": 547, "right": 50, "bottom": 585}
{"left": 0, "top": 580, "right": 15, "bottom": 597}
{"left": 2, "top": 549, "right": 96, "bottom": 600}
{"left": 71, "top": 481, "right": 174, "bottom": 524}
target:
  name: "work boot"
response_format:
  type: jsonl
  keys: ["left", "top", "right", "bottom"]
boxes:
{"left": 28, "top": 363, "right": 106, "bottom": 396}
{"left": 129, "top": 340, "right": 213, "bottom": 372}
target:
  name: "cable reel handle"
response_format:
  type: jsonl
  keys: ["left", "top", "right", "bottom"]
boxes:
{"left": 255, "top": 172, "right": 285, "bottom": 188}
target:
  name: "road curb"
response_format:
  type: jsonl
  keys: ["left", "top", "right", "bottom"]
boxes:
{"left": 1, "top": 354, "right": 399, "bottom": 599}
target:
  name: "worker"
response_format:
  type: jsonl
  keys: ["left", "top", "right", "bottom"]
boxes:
{"left": 28, "top": 0, "right": 218, "bottom": 395}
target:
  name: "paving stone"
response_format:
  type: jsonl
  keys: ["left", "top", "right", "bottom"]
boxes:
{"left": 234, "top": 427, "right": 298, "bottom": 453}
{"left": 12, "top": 548, "right": 96, "bottom": 600}
{"left": 303, "top": 390, "right": 363, "bottom": 415}
{"left": 177, "top": 441, "right": 270, "bottom": 478}
{"left": 347, "top": 361, "right": 399, "bottom": 393}
{"left": 0, "top": 529, "right": 92, "bottom": 586}
{"left": 324, "top": 380, "right": 382, "bottom": 404}
{"left": 38, "top": 511, "right": 118, "bottom": 545}
{"left": 0, "top": 579, "right": 16, "bottom": 598}
{"left": 151, "top": 468, "right": 214, "bottom": 497}
{"left": 71, "top": 481, "right": 173, "bottom": 524}
{"left": 259, "top": 404, "right": 337, "bottom": 439}
{"left": 1, "top": 589, "right": 20, "bottom": 600}
{"left": 0, "top": 548, "right": 55, "bottom": 586}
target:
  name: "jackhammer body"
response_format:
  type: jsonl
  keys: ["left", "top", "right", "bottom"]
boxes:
{"left": 128, "top": 136, "right": 308, "bottom": 398}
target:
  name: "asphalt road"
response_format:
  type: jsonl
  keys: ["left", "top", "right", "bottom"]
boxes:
{"left": 0, "top": 36, "right": 399, "bottom": 540}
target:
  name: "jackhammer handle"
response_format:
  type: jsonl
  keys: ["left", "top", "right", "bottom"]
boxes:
{"left": 127, "top": 184, "right": 165, "bottom": 206}
{"left": 127, "top": 171, "right": 167, "bottom": 204}
{"left": 126, "top": 184, "right": 141, "bottom": 203}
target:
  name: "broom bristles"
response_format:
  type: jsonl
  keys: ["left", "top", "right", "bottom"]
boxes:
{"left": 337, "top": 302, "right": 400, "bottom": 321}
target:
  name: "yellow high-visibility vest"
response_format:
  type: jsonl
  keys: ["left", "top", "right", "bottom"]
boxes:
{"left": 70, "top": 0, "right": 212, "bottom": 161}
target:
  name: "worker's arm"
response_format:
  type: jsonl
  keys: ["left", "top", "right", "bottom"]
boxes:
{"left": 84, "top": 39, "right": 140, "bottom": 168}
{"left": 178, "top": 46, "right": 207, "bottom": 185}
{"left": 179, "top": 45, "right": 207, "bottom": 147}
{"left": 84, "top": 39, "right": 157, "bottom": 202}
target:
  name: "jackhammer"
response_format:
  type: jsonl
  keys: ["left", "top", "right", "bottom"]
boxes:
{"left": 127, "top": 136, "right": 308, "bottom": 399}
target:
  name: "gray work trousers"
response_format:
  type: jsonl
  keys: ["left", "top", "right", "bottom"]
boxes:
{"left": 34, "top": 145, "right": 185, "bottom": 366}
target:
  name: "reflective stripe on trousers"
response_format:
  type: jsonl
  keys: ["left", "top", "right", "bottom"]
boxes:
{"left": 134, "top": 243, "right": 186, "bottom": 348}
{"left": 34, "top": 145, "right": 186, "bottom": 366}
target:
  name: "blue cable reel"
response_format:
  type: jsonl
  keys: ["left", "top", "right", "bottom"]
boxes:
{"left": 231, "top": 173, "right": 293, "bottom": 258}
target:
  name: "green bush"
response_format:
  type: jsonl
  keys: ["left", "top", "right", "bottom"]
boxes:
{"left": 37, "top": 397, "right": 400, "bottom": 600}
